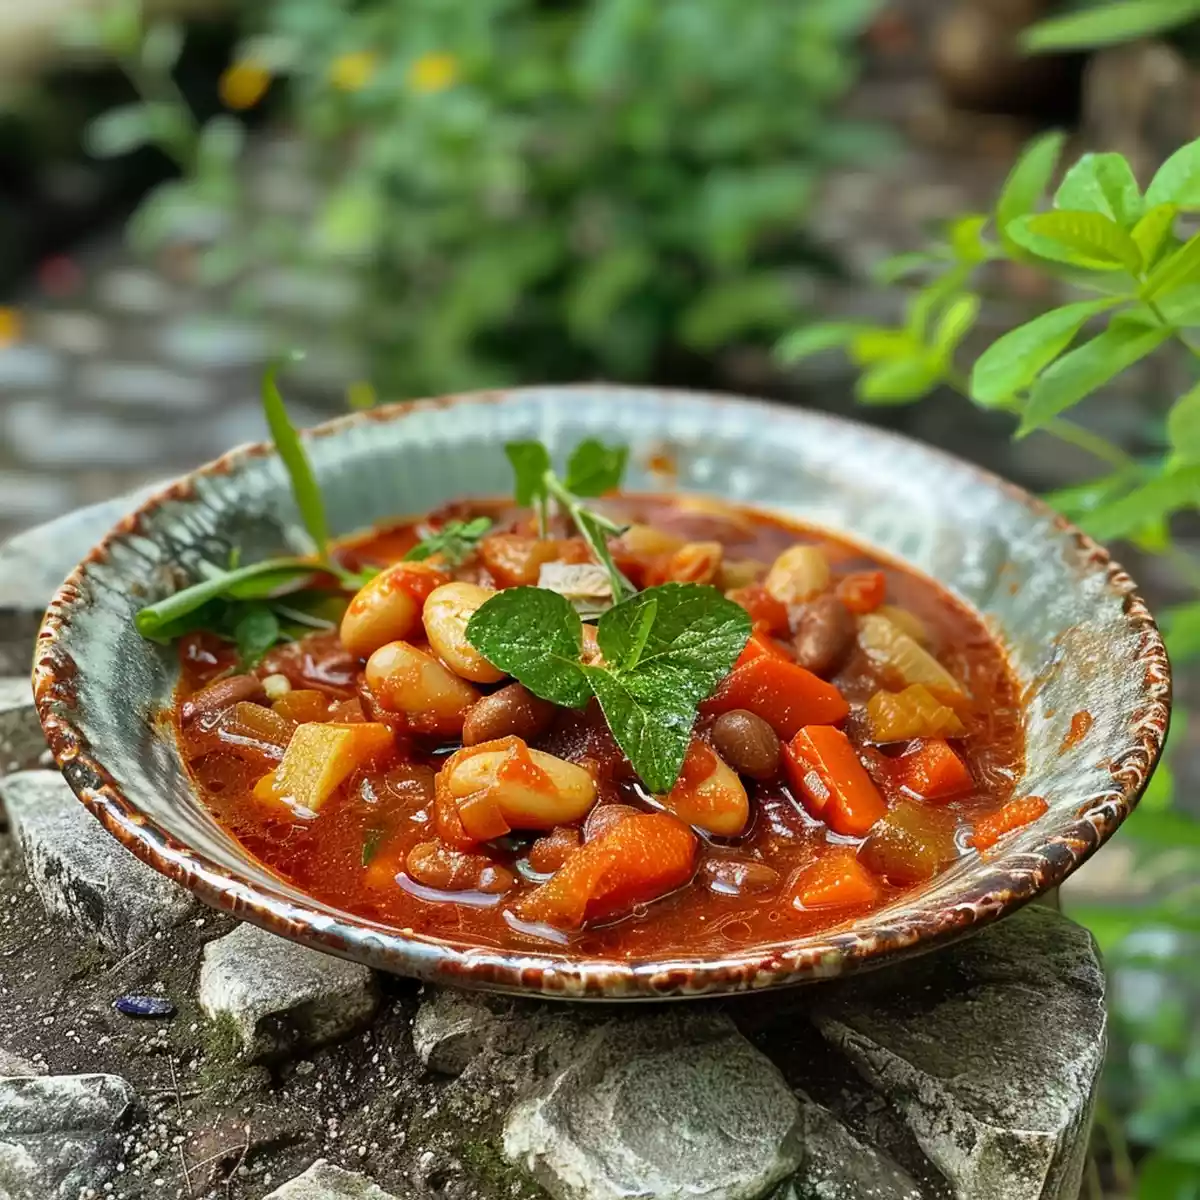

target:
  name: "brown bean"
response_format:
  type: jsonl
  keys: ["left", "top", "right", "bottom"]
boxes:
{"left": 405, "top": 841, "right": 511, "bottom": 893}
{"left": 462, "top": 684, "right": 557, "bottom": 747}
{"left": 180, "top": 674, "right": 266, "bottom": 725}
{"left": 792, "top": 593, "right": 855, "bottom": 679}
{"left": 700, "top": 859, "right": 781, "bottom": 896}
{"left": 710, "top": 710, "right": 781, "bottom": 781}
{"left": 583, "top": 803, "right": 641, "bottom": 842}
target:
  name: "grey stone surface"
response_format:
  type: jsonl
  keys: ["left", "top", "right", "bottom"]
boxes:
{"left": 198, "top": 923, "right": 380, "bottom": 1060}
{"left": 263, "top": 1158, "right": 404, "bottom": 1199}
{"left": 805, "top": 906, "right": 1106, "bottom": 1200}
{"left": 0, "top": 678, "right": 42, "bottom": 775}
{"left": 0, "top": 1049, "right": 44, "bottom": 1078}
{"left": 503, "top": 1011, "right": 803, "bottom": 1200}
{"left": 411, "top": 987, "right": 503, "bottom": 1075}
{"left": 0, "top": 769, "right": 198, "bottom": 953}
{"left": 0, "top": 1072, "right": 135, "bottom": 1199}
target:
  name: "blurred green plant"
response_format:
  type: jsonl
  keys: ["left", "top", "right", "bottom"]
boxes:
{"left": 781, "top": 132, "right": 1200, "bottom": 1197}
{"left": 1021, "top": 0, "right": 1200, "bottom": 52}
{"left": 67, "top": 0, "right": 884, "bottom": 397}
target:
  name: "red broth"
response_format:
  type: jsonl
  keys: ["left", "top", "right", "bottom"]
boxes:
{"left": 173, "top": 494, "right": 1026, "bottom": 959}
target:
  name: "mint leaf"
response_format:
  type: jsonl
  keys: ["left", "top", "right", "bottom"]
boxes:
{"left": 565, "top": 439, "right": 628, "bottom": 497}
{"left": 465, "top": 587, "right": 591, "bottom": 708}
{"left": 234, "top": 605, "right": 281, "bottom": 669}
{"left": 505, "top": 441, "right": 552, "bottom": 507}
{"left": 599, "top": 582, "right": 751, "bottom": 697}
{"left": 405, "top": 517, "right": 492, "bottom": 566}
{"left": 583, "top": 665, "right": 697, "bottom": 795}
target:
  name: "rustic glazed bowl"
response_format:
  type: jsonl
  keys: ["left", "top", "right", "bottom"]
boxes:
{"left": 34, "top": 386, "right": 1169, "bottom": 1000}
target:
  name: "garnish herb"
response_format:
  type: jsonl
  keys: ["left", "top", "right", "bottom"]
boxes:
{"left": 504, "top": 438, "right": 634, "bottom": 600}
{"left": 361, "top": 827, "right": 387, "bottom": 866}
{"left": 135, "top": 361, "right": 364, "bottom": 656}
{"left": 404, "top": 517, "right": 493, "bottom": 567}
{"left": 261, "top": 359, "right": 329, "bottom": 557}
{"left": 467, "top": 582, "right": 751, "bottom": 792}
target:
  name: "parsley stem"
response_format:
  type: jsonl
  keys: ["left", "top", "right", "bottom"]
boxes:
{"left": 1042, "top": 418, "right": 1135, "bottom": 471}
{"left": 543, "top": 473, "right": 634, "bottom": 600}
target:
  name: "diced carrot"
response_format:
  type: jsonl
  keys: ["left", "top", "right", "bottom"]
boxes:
{"left": 969, "top": 795, "right": 1048, "bottom": 851}
{"left": 704, "top": 656, "right": 849, "bottom": 739}
{"left": 894, "top": 739, "right": 973, "bottom": 800}
{"left": 734, "top": 629, "right": 793, "bottom": 669}
{"left": 791, "top": 849, "right": 881, "bottom": 910}
{"left": 783, "top": 725, "right": 887, "bottom": 837}
{"left": 253, "top": 722, "right": 394, "bottom": 812}
{"left": 516, "top": 812, "right": 696, "bottom": 929}
{"left": 836, "top": 570, "right": 887, "bottom": 614}
{"left": 726, "top": 584, "right": 790, "bottom": 638}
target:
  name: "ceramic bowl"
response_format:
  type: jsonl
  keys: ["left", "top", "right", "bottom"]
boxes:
{"left": 33, "top": 386, "right": 1170, "bottom": 999}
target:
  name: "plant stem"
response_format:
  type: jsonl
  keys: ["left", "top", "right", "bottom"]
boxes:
{"left": 1042, "top": 418, "right": 1136, "bottom": 470}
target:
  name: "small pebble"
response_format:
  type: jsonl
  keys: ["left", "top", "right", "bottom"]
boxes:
{"left": 114, "top": 995, "right": 176, "bottom": 1018}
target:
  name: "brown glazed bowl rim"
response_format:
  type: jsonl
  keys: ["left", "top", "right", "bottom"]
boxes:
{"left": 33, "top": 385, "right": 1171, "bottom": 999}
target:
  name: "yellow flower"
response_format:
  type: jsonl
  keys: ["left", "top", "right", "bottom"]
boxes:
{"left": 0, "top": 308, "right": 20, "bottom": 348}
{"left": 219, "top": 60, "right": 271, "bottom": 111}
{"left": 330, "top": 51, "right": 379, "bottom": 93}
{"left": 407, "top": 52, "right": 459, "bottom": 95}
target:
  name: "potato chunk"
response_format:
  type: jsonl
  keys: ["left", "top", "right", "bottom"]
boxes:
{"left": 253, "top": 722, "right": 393, "bottom": 813}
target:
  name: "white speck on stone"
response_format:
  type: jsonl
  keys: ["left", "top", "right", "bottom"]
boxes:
{"left": 0, "top": 771, "right": 198, "bottom": 953}
{"left": 198, "top": 924, "right": 379, "bottom": 1060}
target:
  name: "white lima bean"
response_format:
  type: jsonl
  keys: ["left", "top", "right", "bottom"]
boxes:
{"left": 365, "top": 640, "right": 479, "bottom": 734}
{"left": 341, "top": 562, "right": 444, "bottom": 659}
{"left": 422, "top": 582, "right": 506, "bottom": 683}
{"left": 442, "top": 741, "right": 597, "bottom": 831}
{"left": 663, "top": 745, "right": 749, "bottom": 837}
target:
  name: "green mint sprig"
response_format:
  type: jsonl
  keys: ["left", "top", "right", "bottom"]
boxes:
{"left": 504, "top": 438, "right": 633, "bottom": 601}
{"left": 466, "top": 582, "right": 751, "bottom": 792}
{"left": 404, "top": 517, "right": 493, "bottom": 567}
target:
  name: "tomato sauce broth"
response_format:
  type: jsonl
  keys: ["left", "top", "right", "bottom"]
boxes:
{"left": 175, "top": 494, "right": 1025, "bottom": 959}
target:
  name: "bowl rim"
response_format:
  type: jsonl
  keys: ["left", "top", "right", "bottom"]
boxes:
{"left": 32, "top": 384, "right": 1172, "bottom": 999}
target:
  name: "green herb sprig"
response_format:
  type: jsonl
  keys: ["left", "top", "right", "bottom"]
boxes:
{"left": 466, "top": 582, "right": 750, "bottom": 792}
{"left": 505, "top": 438, "right": 633, "bottom": 600}
{"left": 404, "top": 517, "right": 493, "bottom": 567}
{"left": 135, "top": 360, "right": 361, "bottom": 661}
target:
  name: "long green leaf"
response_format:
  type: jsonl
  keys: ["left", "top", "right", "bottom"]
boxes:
{"left": 1054, "top": 152, "right": 1142, "bottom": 228}
{"left": 1146, "top": 136, "right": 1200, "bottom": 210}
{"left": 1169, "top": 381, "right": 1200, "bottom": 464}
{"left": 970, "top": 298, "right": 1117, "bottom": 407}
{"left": 1018, "top": 320, "right": 1172, "bottom": 435}
{"left": 1021, "top": 0, "right": 1200, "bottom": 52}
{"left": 1142, "top": 232, "right": 1200, "bottom": 301}
{"left": 855, "top": 357, "right": 942, "bottom": 405}
{"left": 932, "top": 293, "right": 980, "bottom": 357}
{"left": 262, "top": 362, "right": 328, "bottom": 557}
{"left": 1083, "top": 464, "right": 1200, "bottom": 539}
{"left": 135, "top": 557, "right": 319, "bottom": 638}
{"left": 1007, "top": 211, "right": 1142, "bottom": 273}
{"left": 1163, "top": 601, "right": 1200, "bottom": 662}
{"left": 776, "top": 323, "right": 863, "bottom": 364}
{"left": 1132, "top": 203, "right": 1179, "bottom": 270}
{"left": 995, "top": 131, "right": 1066, "bottom": 247}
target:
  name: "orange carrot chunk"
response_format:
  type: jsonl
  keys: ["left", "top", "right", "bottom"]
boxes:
{"left": 734, "top": 629, "right": 794, "bottom": 669}
{"left": 783, "top": 725, "right": 887, "bottom": 836}
{"left": 969, "top": 795, "right": 1048, "bottom": 851}
{"left": 516, "top": 812, "right": 697, "bottom": 929}
{"left": 705, "top": 657, "right": 849, "bottom": 739}
{"left": 894, "top": 739, "right": 974, "bottom": 801}
{"left": 791, "top": 849, "right": 881, "bottom": 910}
{"left": 726, "top": 584, "right": 791, "bottom": 638}
{"left": 836, "top": 570, "right": 886, "bottom": 614}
